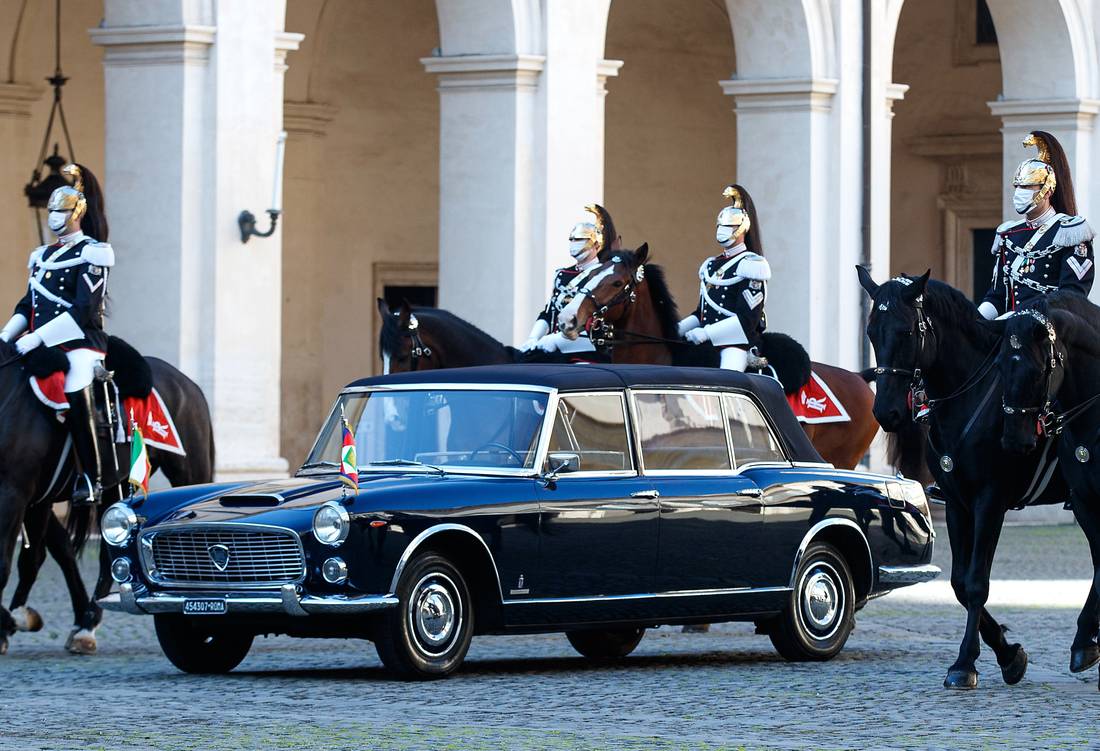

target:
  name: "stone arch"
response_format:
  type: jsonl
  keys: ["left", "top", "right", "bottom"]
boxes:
{"left": 986, "top": 0, "right": 1094, "bottom": 99}
{"left": 435, "top": 0, "right": 541, "bottom": 56}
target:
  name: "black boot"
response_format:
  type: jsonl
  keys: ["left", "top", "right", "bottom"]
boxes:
{"left": 67, "top": 385, "right": 102, "bottom": 506}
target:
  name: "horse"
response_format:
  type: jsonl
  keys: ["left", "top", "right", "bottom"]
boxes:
{"left": 855, "top": 267, "right": 1094, "bottom": 689}
{"left": 997, "top": 292, "right": 1100, "bottom": 686}
{"left": 553, "top": 245, "right": 879, "bottom": 470}
{"left": 0, "top": 339, "right": 215, "bottom": 656}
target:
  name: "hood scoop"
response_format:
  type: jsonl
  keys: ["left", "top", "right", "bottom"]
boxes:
{"left": 219, "top": 494, "right": 284, "bottom": 508}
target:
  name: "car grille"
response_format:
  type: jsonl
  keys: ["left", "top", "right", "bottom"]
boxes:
{"left": 146, "top": 528, "right": 305, "bottom": 587}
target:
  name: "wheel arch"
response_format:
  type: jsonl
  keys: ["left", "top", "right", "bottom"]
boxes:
{"left": 789, "top": 518, "right": 874, "bottom": 599}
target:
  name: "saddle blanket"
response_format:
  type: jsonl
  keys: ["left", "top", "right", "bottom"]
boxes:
{"left": 787, "top": 370, "right": 851, "bottom": 425}
{"left": 30, "top": 374, "right": 186, "bottom": 456}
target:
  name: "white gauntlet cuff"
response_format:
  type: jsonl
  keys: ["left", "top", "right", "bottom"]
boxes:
{"left": 677, "top": 315, "right": 701, "bottom": 336}
{"left": 0, "top": 314, "right": 27, "bottom": 343}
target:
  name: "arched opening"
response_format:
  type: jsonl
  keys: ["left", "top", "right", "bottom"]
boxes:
{"left": 603, "top": 0, "right": 737, "bottom": 309}
{"left": 890, "top": 0, "right": 1003, "bottom": 302}
{"left": 281, "top": 0, "right": 440, "bottom": 465}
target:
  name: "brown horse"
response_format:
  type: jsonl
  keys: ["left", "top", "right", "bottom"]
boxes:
{"left": 555, "top": 245, "right": 878, "bottom": 470}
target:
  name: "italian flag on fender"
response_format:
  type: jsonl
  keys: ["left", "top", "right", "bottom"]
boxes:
{"left": 340, "top": 407, "right": 359, "bottom": 495}
{"left": 129, "top": 411, "right": 151, "bottom": 497}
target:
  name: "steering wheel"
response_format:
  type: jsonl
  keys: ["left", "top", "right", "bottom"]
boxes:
{"left": 470, "top": 441, "right": 524, "bottom": 466}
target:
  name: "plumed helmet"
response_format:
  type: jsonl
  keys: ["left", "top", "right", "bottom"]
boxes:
{"left": 568, "top": 205, "right": 605, "bottom": 257}
{"left": 1012, "top": 132, "right": 1057, "bottom": 205}
{"left": 46, "top": 164, "right": 87, "bottom": 223}
{"left": 717, "top": 184, "right": 751, "bottom": 238}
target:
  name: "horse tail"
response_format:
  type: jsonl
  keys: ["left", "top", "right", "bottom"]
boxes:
{"left": 885, "top": 419, "right": 931, "bottom": 484}
{"left": 757, "top": 332, "right": 811, "bottom": 396}
{"left": 66, "top": 502, "right": 94, "bottom": 557}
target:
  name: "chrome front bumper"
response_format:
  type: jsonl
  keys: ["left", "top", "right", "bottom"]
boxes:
{"left": 99, "top": 583, "right": 399, "bottom": 617}
{"left": 877, "top": 563, "right": 941, "bottom": 587}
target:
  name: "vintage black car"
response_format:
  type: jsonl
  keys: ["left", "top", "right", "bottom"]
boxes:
{"left": 100, "top": 364, "right": 938, "bottom": 679}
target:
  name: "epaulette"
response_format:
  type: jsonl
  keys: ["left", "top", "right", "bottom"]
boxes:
{"left": 81, "top": 241, "right": 115, "bottom": 268}
{"left": 996, "top": 219, "right": 1025, "bottom": 234}
{"left": 27, "top": 245, "right": 47, "bottom": 269}
{"left": 736, "top": 253, "right": 771, "bottom": 281}
{"left": 1053, "top": 215, "right": 1094, "bottom": 247}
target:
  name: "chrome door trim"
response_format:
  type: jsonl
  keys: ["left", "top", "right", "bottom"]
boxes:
{"left": 502, "top": 584, "right": 792, "bottom": 606}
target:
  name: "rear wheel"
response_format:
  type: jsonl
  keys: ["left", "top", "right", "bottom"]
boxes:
{"left": 375, "top": 553, "right": 474, "bottom": 680}
{"left": 769, "top": 542, "right": 854, "bottom": 662}
{"left": 154, "top": 615, "right": 254, "bottom": 674}
{"left": 566, "top": 628, "right": 645, "bottom": 660}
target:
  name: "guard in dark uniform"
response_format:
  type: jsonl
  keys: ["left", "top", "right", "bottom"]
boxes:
{"left": 519, "top": 203, "right": 619, "bottom": 356}
{"left": 0, "top": 164, "right": 114, "bottom": 504}
{"left": 980, "top": 130, "right": 1094, "bottom": 319}
{"left": 679, "top": 184, "right": 770, "bottom": 371}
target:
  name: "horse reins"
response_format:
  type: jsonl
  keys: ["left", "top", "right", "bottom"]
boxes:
{"left": 582, "top": 268, "right": 642, "bottom": 350}
{"left": 403, "top": 314, "right": 432, "bottom": 372}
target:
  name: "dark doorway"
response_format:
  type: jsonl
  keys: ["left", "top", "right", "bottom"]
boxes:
{"left": 971, "top": 228, "right": 997, "bottom": 303}
{"left": 383, "top": 284, "right": 437, "bottom": 310}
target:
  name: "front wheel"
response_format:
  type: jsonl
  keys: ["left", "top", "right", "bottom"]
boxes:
{"left": 374, "top": 553, "right": 474, "bottom": 680}
{"left": 566, "top": 628, "right": 645, "bottom": 660}
{"left": 769, "top": 542, "right": 854, "bottom": 661}
{"left": 154, "top": 615, "right": 254, "bottom": 674}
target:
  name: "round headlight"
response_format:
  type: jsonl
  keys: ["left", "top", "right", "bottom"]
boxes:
{"left": 313, "top": 502, "right": 350, "bottom": 546}
{"left": 101, "top": 503, "right": 137, "bottom": 546}
{"left": 322, "top": 557, "right": 348, "bottom": 584}
{"left": 110, "top": 556, "right": 132, "bottom": 583}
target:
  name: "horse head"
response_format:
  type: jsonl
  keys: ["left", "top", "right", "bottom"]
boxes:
{"left": 377, "top": 298, "right": 440, "bottom": 374}
{"left": 857, "top": 266, "right": 934, "bottom": 432}
{"left": 558, "top": 243, "right": 650, "bottom": 341}
{"left": 997, "top": 304, "right": 1069, "bottom": 455}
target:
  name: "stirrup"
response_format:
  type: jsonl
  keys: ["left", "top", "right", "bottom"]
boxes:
{"left": 71, "top": 474, "right": 102, "bottom": 507}
{"left": 746, "top": 351, "right": 769, "bottom": 370}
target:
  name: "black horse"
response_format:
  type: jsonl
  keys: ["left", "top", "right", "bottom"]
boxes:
{"left": 856, "top": 267, "right": 1075, "bottom": 689}
{"left": 997, "top": 291, "right": 1100, "bottom": 687}
{"left": 0, "top": 340, "right": 215, "bottom": 655}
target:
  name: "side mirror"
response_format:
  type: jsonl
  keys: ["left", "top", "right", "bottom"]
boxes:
{"left": 546, "top": 452, "right": 580, "bottom": 476}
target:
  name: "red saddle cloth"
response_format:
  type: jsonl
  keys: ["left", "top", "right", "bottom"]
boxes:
{"left": 30, "top": 373, "right": 186, "bottom": 456}
{"left": 787, "top": 370, "right": 851, "bottom": 425}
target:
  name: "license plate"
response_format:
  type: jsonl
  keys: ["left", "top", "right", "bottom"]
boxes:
{"left": 183, "top": 598, "right": 227, "bottom": 615}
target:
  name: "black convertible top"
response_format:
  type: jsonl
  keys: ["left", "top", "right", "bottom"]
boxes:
{"left": 349, "top": 364, "right": 824, "bottom": 464}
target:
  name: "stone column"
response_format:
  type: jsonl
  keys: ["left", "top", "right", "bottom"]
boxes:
{"left": 91, "top": 1, "right": 300, "bottom": 480}
{"left": 0, "top": 83, "right": 44, "bottom": 301}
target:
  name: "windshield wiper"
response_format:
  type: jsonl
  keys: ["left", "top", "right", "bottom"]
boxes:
{"left": 299, "top": 461, "right": 340, "bottom": 472}
{"left": 368, "top": 459, "right": 446, "bottom": 476}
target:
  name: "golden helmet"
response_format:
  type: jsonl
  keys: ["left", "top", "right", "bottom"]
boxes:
{"left": 1012, "top": 133, "right": 1057, "bottom": 204}
{"left": 717, "top": 185, "right": 751, "bottom": 239}
{"left": 46, "top": 164, "right": 87, "bottom": 223}
{"left": 568, "top": 204, "right": 605, "bottom": 257}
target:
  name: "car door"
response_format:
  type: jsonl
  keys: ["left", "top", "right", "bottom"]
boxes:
{"left": 631, "top": 389, "right": 764, "bottom": 592}
{"left": 534, "top": 392, "right": 659, "bottom": 598}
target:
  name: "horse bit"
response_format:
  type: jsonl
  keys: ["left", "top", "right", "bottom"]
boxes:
{"left": 404, "top": 314, "right": 432, "bottom": 372}
{"left": 578, "top": 262, "right": 644, "bottom": 350}
{"left": 1002, "top": 308, "right": 1063, "bottom": 436}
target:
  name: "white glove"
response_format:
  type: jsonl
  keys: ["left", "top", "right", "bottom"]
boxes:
{"left": 677, "top": 315, "right": 701, "bottom": 337}
{"left": 519, "top": 319, "right": 550, "bottom": 352}
{"left": 977, "top": 301, "right": 998, "bottom": 321}
{"left": 685, "top": 328, "right": 709, "bottom": 345}
{"left": 536, "top": 332, "right": 563, "bottom": 353}
{"left": 0, "top": 314, "right": 27, "bottom": 343}
{"left": 16, "top": 332, "right": 42, "bottom": 355}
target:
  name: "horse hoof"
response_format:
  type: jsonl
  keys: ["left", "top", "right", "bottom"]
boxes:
{"left": 1070, "top": 644, "right": 1100, "bottom": 674}
{"left": 943, "top": 669, "right": 979, "bottom": 690}
{"left": 999, "top": 644, "right": 1028, "bottom": 685}
{"left": 12, "top": 606, "right": 43, "bottom": 633}
{"left": 65, "top": 628, "right": 97, "bottom": 656}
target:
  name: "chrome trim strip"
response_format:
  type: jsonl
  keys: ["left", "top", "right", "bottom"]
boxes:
{"left": 343, "top": 383, "right": 555, "bottom": 394}
{"left": 540, "top": 391, "right": 636, "bottom": 476}
{"left": 99, "top": 583, "right": 399, "bottom": 616}
{"left": 388, "top": 523, "right": 504, "bottom": 599}
{"left": 877, "top": 563, "right": 941, "bottom": 586}
{"left": 789, "top": 518, "right": 874, "bottom": 591}
{"left": 503, "top": 585, "right": 791, "bottom": 606}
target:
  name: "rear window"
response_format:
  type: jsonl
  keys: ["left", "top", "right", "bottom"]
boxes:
{"left": 633, "top": 392, "right": 731, "bottom": 471}
{"left": 724, "top": 394, "right": 786, "bottom": 466}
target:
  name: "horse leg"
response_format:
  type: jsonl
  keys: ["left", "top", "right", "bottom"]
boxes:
{"left": 37, "top": 509, "right": 97, "bottom": 655}
{"left": 67, "top": 529, "right": 110, "bottom": 656}
{"left": 1069, "top": 494, "right": 1100, "bottom": 679}
{"left": 0, "top": 494, "right": 28, "bottom": 655}
{"left": 8, "top": 502, "right": 50, "bottom": 633}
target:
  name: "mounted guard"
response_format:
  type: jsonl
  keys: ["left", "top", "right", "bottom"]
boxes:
{"left": 518, "top": 203, "right": 620, "bottom": 359}
{"left": 678, "top": 184, "right": 770, "bottom": 371}
{"left": 0, "top": 163, "right": 113, "bottom": 505}
{"left": 979, "top": 130, "right": 1094, "bottom": 320}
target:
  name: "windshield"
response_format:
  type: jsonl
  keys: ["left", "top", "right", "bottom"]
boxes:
{"left": 303, "top": 389, "right": 550, "bottom": 474}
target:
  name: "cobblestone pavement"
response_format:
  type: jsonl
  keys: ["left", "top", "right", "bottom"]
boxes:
{"left": 3, "top": 524, "right": 1099, "bottom": 751}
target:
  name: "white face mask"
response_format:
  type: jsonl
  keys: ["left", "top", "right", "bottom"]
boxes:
{"left": 569, "top": 239, "right": 591, "bottom": 260}
{"left": 1013, "top": 187, "right": 1037, "bottom": 215}
{"left": 47, "top": 210, "right": 70, "bottom": 233}
{"left": 716, "top": 226, "right": 735, "bottom": 247}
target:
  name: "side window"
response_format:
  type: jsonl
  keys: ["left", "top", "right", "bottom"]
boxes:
{"left": 546, "top": 394, "right": 633, "bottom": 473}
{"left": 634, "top": 392, "right": 731, "bottom": 471}
{"left": 724, "top": 394, "right": 786, "bottom": 467}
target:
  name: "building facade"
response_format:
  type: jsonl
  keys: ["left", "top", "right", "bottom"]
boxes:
{"left": 0, "top": 0, "right": 1098, "bottom": 475}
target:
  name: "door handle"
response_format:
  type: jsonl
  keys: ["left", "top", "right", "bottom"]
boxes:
{"left": 630, "top": 490, "right": 660, "bottom": 500}
{"left": 737, "top": 487, "right": 763, "bottom": 498}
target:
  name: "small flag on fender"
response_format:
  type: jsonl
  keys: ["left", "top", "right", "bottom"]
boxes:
{"left": 340, "top": 407, "right": 359, "bottom": 494}
{"left": 129, "top": 409, "right": 151, "bottom": 496}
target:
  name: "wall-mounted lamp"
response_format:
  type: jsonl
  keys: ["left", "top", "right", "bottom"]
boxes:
{"left": 238, "top": 130, "right": 287, "bottom": 243}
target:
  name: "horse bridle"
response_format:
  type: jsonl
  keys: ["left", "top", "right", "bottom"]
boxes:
{"left": 870, "top": 291, "right": 938, "bottom": 420}
{"left": 402, "top": 314, "right": 433, "bottom": 372}
{"left": 1002, "top": 308, "right": 1064, "bottom": 435}
{"left": 579, "top": 262, "right": 643, "bottom": 349}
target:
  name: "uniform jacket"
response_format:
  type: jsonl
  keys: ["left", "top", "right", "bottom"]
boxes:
{"left": 14, "top": 234, "right": 114, "bottom": 352}
{"left": 983, "top": 213, "right": 1094, "bottom": 315}
{"left": 694, "top": 250, "right": 770, "bottom": 348}
{"left": 537, "top": 264, "right": 601, "bottom": 336}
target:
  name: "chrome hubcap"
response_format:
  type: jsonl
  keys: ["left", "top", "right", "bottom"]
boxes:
{"left": 798, "top": 562, "right": 843, "bottom": 641}
{"left": 408, "top": 573, "right": 461, "bottom": 657}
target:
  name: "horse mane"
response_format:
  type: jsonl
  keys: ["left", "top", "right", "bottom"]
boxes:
{"left": 885, "top": 277, "right": 998, "bottom": 350}
{"left": 380, "top": 305, "right": 506, "bottom": 355}
{"left": 639, "top": 261, "right": 682, "bottom": 341}
{"left": 1026, "top": 290, "right": 1100, "bottom": 357}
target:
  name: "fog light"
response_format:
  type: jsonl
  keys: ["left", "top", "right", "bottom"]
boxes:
{"left": 111, "top": 556, "right": 132, "bottom": 583}
{"left": 322, "top": 557, "right": 348, "bottom": 584}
